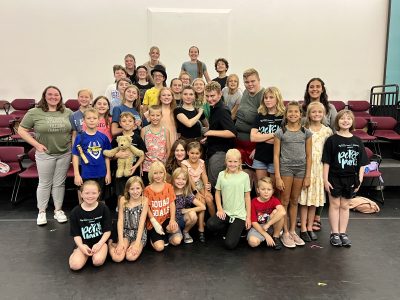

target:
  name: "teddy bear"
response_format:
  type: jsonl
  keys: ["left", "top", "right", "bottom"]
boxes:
{"left": 103, "top": 135, "right": 144, "bottom": 178}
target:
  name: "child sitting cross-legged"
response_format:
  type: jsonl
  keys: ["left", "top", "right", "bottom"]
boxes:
{"left": 247, "top": 177, "right": 286, "bottom": 250}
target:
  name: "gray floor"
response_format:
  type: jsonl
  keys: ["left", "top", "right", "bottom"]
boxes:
{"left": 0, "top": 187, "right": 399, "bottom": 299}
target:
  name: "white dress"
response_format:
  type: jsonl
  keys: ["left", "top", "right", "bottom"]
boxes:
{"left": 299, "top": 125, "right": 332, "bottom": 207}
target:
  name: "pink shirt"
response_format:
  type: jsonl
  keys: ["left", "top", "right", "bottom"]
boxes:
{"left": 82, "top": 117, "right": 112, "bottom": 142}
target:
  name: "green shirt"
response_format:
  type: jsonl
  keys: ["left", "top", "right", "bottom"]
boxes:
{"left": 215, "top": 171, "right": 251, "bottom": 221}
{"left": 20, "top": 107, "right": 73, "bottom": 155}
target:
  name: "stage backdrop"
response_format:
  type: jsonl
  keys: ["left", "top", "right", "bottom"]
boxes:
{"left": 0, "top": 0, "right": 388, "bottom": 103}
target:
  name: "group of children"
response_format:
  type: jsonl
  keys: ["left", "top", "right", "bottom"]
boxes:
{"left": 66, "top": 54, "right": 369, "bottom": 270}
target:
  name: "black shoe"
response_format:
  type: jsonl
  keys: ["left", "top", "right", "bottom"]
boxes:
{"left": 339, "top": 233, "right": 352, "bottom": 247}
{"left": 273, "top": 237, "right": 282, "bottom": 250}
{"left": 199, "top": 232, "right": 206, "bottom": 243}
{"left": 330, "top": 233, "right": 342, "bottom": 247}
{"left": 307, "top": 231, "right": 318, "bottom": 241}
{"left": 300, "top": 231, "right": 312, "bottom": 242}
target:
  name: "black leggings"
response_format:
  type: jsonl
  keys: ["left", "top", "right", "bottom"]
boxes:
{"left": 207, "top": 214, "right": 245, "bottom": 250}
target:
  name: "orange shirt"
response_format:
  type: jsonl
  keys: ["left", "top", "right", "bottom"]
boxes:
{"left": 144, "top": 183, "right": 176, "bottom": 230}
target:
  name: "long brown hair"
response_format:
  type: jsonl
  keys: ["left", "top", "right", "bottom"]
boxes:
{"left": 92, "top": 96, "right": 111, "bottom": 128}
{"left": 37, "top": 86, "right": 65, "bottom": 112}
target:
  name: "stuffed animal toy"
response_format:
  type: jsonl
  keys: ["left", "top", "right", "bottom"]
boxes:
{"left": 103, "top": 135, "right": 144, "bottom": 178}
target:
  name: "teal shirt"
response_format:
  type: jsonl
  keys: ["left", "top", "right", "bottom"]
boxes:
{"left": 20, "top": 107, "right": 72, "bottom": 155}
{"left": 215, "top": 171, "right": 251, "bottom": 221}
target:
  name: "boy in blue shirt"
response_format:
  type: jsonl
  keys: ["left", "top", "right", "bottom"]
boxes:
{"left": 72, "top": 108, "right": 112, "bottom": 201}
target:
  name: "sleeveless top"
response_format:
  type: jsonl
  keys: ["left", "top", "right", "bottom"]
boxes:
{"left": 123, "top": 200, "right": 147, "bottom": 245}
{"left": 143, "top": 126, "right": 168, "bottom": 172}
{"left": 181, "top": 159, "right": 205, "bottom": 184}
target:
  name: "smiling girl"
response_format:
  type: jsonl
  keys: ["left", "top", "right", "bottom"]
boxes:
{"left": 299, "top": 102, "right": 332, "bottom": 242}
{"left": 206, "top": 149, "right": 252, "bottom": 250}
{"left": 221, "top": 74, "right": 242, "bottom": 120}
{"left": 181, "top": 46, "right": 211, "bottom": 83}
{"left": 111, "top": 85, "right": 142, "bottom": 136}
{"left": 322, "top": 110, "right": 367, "bottom": 247}
{"left": 274, "top": 101, "right": 312, "bottom": 248}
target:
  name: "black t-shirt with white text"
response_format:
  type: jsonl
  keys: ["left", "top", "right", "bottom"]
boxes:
{"left": 321, "top": 134, "right": 368, "bottom": 177}
{"left": 252, "top": 113, "right": 283, "bottom": 164}
{"left": 70, "top": 202, "right": 112, "bottom": 248}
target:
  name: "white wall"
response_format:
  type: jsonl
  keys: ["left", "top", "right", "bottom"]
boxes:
{"left": 0, "top": 0, "right": 388, "bottom": 102}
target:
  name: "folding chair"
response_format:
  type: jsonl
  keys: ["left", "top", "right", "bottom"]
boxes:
{"left": 10, "top": 98, "right": 36, "bottom": 119}
{"left": 353, "top": 117, "right": 379, "bottom": 154}
{"left": 348, "top": 100, "right": 372, "bottom": 119}
{"left": 0, "top": 100, "right": 11, "bottom": 114}
{"left": 370, "top": 116, "right": 400, "bottom": 156}
{"left": 12, "top": 147, "right": 38, "bottom": 204}
{"left": 0, "top": 146, "right": 25, "bottom": 201}
{"left": 330, "top": 100, "right": 346, "bottom": 112}
{"left": 0, "top": 115, "right": 14, "bottom": 143}
{"left": 65, "top": 99, "right": 80, "bottom": 111}
{"left": 363, "top": 147, "right": 384, "bottom": 204}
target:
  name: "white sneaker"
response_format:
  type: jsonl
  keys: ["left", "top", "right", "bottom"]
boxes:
{"left": 183, "top": 232, "right": 194, "bottom": 244}
{"left": 54, "top": 210, "right": 68, "bottom": 223}
{"left": 37, "top": 211, "right": 47, "bottom": 226}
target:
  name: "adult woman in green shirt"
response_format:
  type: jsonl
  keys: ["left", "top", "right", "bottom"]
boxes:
{"left": 18, "top": 86, "right": 73, "bottom": 226}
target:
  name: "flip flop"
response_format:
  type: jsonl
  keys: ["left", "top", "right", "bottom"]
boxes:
{"left": 312, "top": 220, "right": 321, "bottom": 232}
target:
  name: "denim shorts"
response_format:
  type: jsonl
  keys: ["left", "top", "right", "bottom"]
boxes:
{"left": 252, "top": 159, "right": 275, "bottom": 173}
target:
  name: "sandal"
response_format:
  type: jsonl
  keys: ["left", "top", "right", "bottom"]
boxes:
{"left": 312, "top": 220, "right": 321, "bottom": 232}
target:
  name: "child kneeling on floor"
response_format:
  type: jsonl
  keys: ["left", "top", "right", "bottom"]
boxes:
{"left": 69, "top": 180, "right": 112, "bottom": 270}
{"left": 207, "top": 149, "right": 251, "bottom": 250}
{"left": 144, "top": 161, "right": 182, "bottom": 251}
{"left": 108, "top": 176, "right": 148, "bottom": 262}
{"left": 247, "top": 177, "right": 286, "bottom": 250}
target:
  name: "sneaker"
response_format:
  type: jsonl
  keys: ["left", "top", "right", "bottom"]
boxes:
{"left": 199, "top": 232, "right": 206, "bottom": 243}
{"left": 330, "top": 233, "right": 342, "bottom": 247}
{"left": 183, "top": 232, "right": 193, "bottom": 244}
{"left": 37, "top": 211, "right": 47, "bottom": 226}
{"left": 290, "top": 232, "right": 305, "bottom": 246}
{"left": 54, "top": 210, "right": 68, "bottom": 223}
{"left": 340, "top": 233, "right": 352, "bottom": 247}
{"left": 308, "top": 231, "right": 318, "bottom": 241}
{"left": 280, "top": 233, "right": 296, "bottom": 248}
{"left": 273, "top": 237, "right": 282, "bottom": 250}
{"left": 300, "top": 231, "right": 312, "bottom": 242}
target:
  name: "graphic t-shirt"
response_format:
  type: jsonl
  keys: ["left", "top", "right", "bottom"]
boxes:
{"left": 252, "top": 114, "right": 283, "bottom": 164}
{"left": 322, "top": 134, "right": 368, "bottom": 176}
{"left": 144, "top": 183, "right": 176, "bottom": 230}
{"left": 70, "top": 202, "right": 112, "bottom": 248}
{"left": 20, "top": 107, "right": 72, "bottom": 155}
{"left": 72, "top": 131, "right": 112, "bottom": 179}
{"left": 69, "top": 110, "right": 84, "bottom": 133}
{"left": 82, "top": 117, "right": 112, "bottom": 142}
{"left": 250, "top": 196, "right": 281, "bottom": 224}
